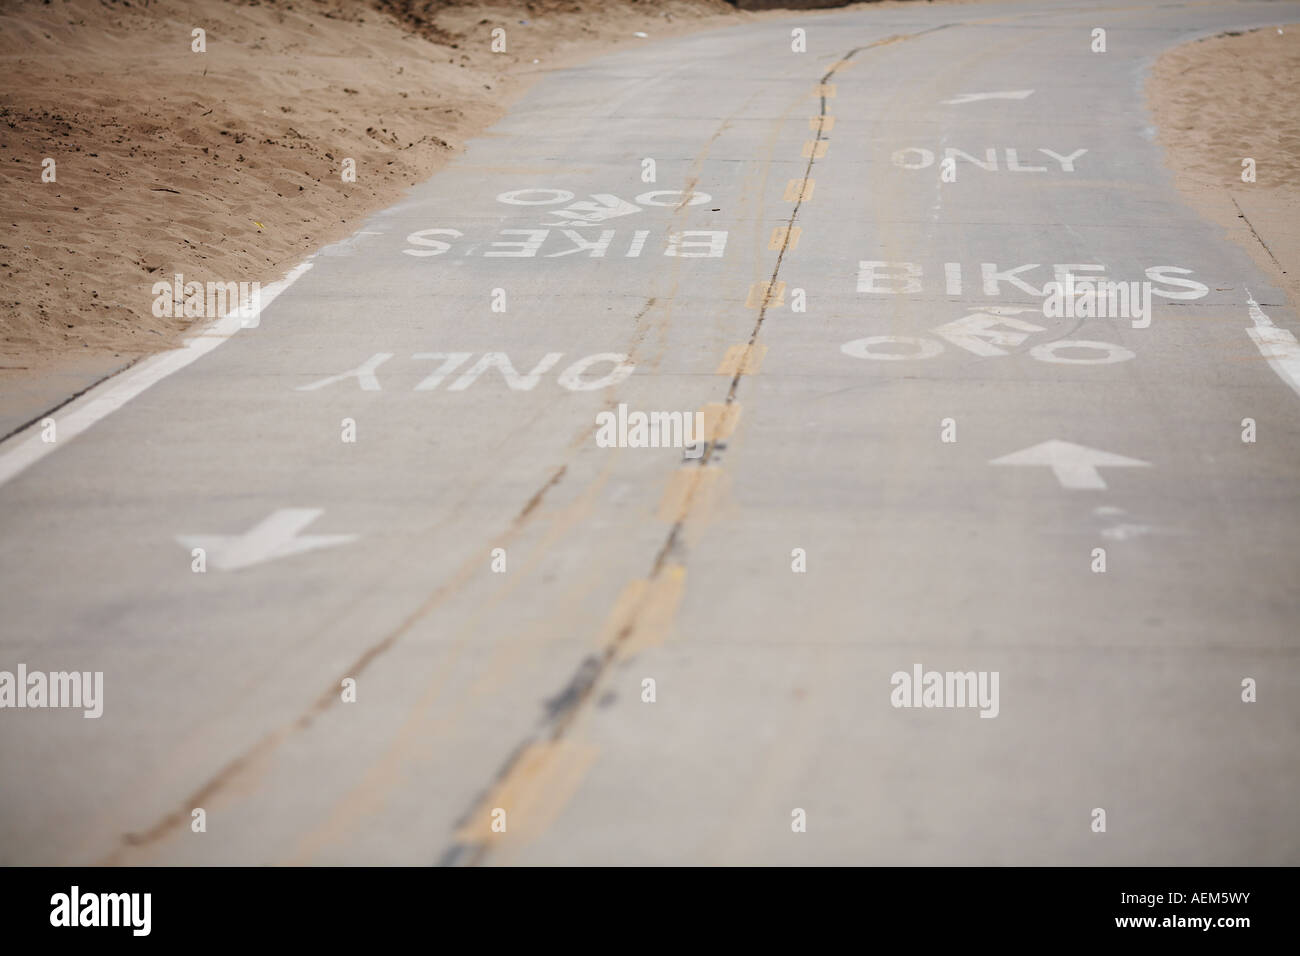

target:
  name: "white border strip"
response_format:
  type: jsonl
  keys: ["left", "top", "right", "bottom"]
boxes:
{"left": 0, "top": 261, "right": 313, "bottom": 488}
{"left": 1245, "top": 288, "right": 1300, "bottom": 400}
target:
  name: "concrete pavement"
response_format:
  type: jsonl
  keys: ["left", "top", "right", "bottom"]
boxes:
{"left": 1, "top": 0, "right": 1298, "bottom": 865}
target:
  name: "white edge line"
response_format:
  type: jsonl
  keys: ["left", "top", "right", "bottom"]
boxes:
{"left": 1244, "top": 288, "right": 1300, "bottom": 400}
{"left": 0, "top": 261, "right": 314, "bottom": 488}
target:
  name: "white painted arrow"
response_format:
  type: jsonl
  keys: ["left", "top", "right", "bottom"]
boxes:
{"left": 941, "top": 90, "right": 1035, "bottom": 105}
{"left": 989, "top": 441, "right": 1150, "bottom": 490}
{"left": 546, "top": 193, "right": 642, "bottom": 227}
{"left": 177, "top": 508, "right": 357, "bottom": 571}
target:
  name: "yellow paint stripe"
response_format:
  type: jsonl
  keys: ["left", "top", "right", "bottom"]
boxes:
{"left": 802, "top": 141, "right": 828, "bottom": 159}
{"left": 657, "top": 464, "right": 724, "bottom": 522}
{"left": 746, "top": 280, "right": 786, "bottom": 308}
{"left": 453, "top": 739, "right": 598, "bottom": 847}
{"left": 700, "top": 401, "right": 742, "bottom": 442}
{"left": 829, "top": 58, "right": 856, "bottom": 71}
{"left": 768, "top": 225, "right": 801, "bottom": 250}
{"left": 597, "top": 564, "right": 687, "bottom": 656}
{"left": 783, "top": 178, "right": 815, "bottom": 201}
{"left": 809, "top": 115, "right": 835, "bottom": 132}
{"left": 599, "top": 579, "right": 648, "bottom": 643}
{"left": 716, "top": 343, "right": 767, "bottom": 375}
{"left": 813, "top": 83, "right": 836, "bottom": 98}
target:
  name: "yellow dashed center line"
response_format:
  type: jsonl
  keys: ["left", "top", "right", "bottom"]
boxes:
{"left": 715, "top": 343, "right": 768, "bottom": 376}
{"left": 596, "top": 565, "right": 688, "bottom": 655}
{"left": 700, "top": 401, "right": 742, "bottom": 442}
{"left": 769, "top": 225, "right": 801, "bottom": 250}
{"left": 453, "top": 740, "right": 599, "bottom": 852}
{"left": 783, "top": 178, "right": 815, "bottom": 201}
{"left": 746, "top": 280, "right": 787, "bottom": 308}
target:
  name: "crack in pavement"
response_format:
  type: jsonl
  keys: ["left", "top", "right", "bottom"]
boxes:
{"left": 439, "top": 30, "right": 946, "bottom": 868}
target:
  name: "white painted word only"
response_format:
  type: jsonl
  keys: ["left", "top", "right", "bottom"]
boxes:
{"left": 892, "top": 147, "right": 1087, "bottom": 173}
{"left": 297, "top": 352, "right": 635, "bottom": 392}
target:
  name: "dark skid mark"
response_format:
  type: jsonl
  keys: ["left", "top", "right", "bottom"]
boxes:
{"left": 541, "top": 654, "right": 605, "bottom": 729}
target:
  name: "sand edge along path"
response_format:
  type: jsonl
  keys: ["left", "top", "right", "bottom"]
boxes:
{"left": 0, "top": 0, "right": 752, "bottom": 430}
{"left": 1148, "top": 23, "right": 1300, "bottom": 316}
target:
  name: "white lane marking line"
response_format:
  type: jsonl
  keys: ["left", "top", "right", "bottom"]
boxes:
{"left": 941, "top": 90, "right": 1035, "bottom": 105}
{"left": 1100, "top": 523, "right": 1154, "bottom": 542}
{"left": 0, "top": 261, "right": 312, "bottom": 488}
{"left": 178, "top": 507, "right": 357, "bottom": 571}
{"left": 990, "top": 440, "right": 1150, "bottom": 491}
{"left": 1245, "top": 289, "right": 1300, "bottom": 399}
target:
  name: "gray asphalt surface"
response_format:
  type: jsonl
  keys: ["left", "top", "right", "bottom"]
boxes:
{"left": 2, "top": 0, "right": 1299, "bottom": 865}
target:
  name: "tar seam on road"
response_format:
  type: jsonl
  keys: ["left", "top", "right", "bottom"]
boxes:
{"left": 438, "top": 30, "right": 949, "bottom": 868}
{"left": 102, "top": 291, "right": 660, "bottom": 860}
{"left": 0, "top": 356, "right": 141, "bottom": 445}
{"left": 1231, "top": 196, "right": 1288, "bottom": 275}
{"left": 101, "top": 458, "right": 575, "bottom": 863}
